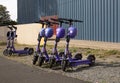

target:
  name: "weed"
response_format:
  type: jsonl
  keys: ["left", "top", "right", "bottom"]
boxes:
{"left": 116, "top": 56, "right": 120, "bottom": 58}
{"left": 72, "top": 48, "right": 77, "bottom": 52}
{"left": 86, "top": 50, "right": 91, "bottom": 54}
{"left": 105, "top": 50, "right": 119, "bottom": 55}
{"left": 99, "top": 55, "right": 105, "bottom": 58}
{"left": 59, "top": 48, "right": 64, "bottom": 52}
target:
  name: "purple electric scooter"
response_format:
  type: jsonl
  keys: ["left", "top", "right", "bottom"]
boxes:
{"left": 3, "top": 25, "right": 13, "bottom": 56}
{"left": 8, "top": 25, "right": 34, "bottom": 56}
{"left": 37, "top": 20, "right": 60, "bottom": 66}
{"left": 33, "top": 19, "right": 65, "bottom": 67}
{"left": 60, "top": 18, "right": 96, "bottom": 71}
{"left": 48, "top": 18, "right": 68, "bottom": 68}
{"left": 33, "top": 20, "right": 46, "bottom": 65}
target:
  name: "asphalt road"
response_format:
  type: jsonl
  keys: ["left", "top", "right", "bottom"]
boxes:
{"left": 0, "top": 56, "right": 90, "bottom": 83}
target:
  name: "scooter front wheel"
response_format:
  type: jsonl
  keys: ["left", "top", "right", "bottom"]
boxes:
{"left": 38, "top": 56, "right": 45, "bottom": 66}
{"left": 87, "top": 55, "right": 95, "bottom": 66}
{"left": 3, "top": 49, "right": 9, "bottom": 56}
{"left": 49, "top": 57, "right": 55, "bottom": 68}
{"left": 28, "top": 48, "right": 34, "bottom": 55}
{"left": 61, "top": 60, "right": 68, "bottom": 71}
{"left": 33, "top": 53, "right": 38, "bottom": 65}
{"left": 58, "top": 52, "right": 64, "bottom": 57}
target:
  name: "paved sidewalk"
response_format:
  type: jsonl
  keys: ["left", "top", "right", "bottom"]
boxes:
{"left": 0, "top": 56, "right": 89, "bottom": 83}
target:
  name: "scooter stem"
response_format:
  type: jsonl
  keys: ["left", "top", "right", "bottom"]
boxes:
{"left": 43, "top": 37, "right": 47, "bottom": 48}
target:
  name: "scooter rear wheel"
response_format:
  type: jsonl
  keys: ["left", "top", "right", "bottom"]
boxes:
{"left": 28, "top": 48, "right": 34, "bottom": 55}
{"left": 87, "top": 55, "right": 95, "bottom": 66}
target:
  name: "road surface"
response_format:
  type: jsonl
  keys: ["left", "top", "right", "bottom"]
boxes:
{"left": 0, "top": 56, "right": 90, "bottom": 83}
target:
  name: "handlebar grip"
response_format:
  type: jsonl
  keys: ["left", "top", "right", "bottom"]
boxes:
{"left": 35, "top": 22, "right": 40, "bottom": 23}
{"left": 73, "top": 20, "right": 83, "bottom": 22}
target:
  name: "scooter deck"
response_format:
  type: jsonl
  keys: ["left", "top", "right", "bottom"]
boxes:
{"left": 69, "top": 59, "right": 91, "bottom": 67}
{"left": 13, "top": 50, "right": 28, "bottom": 54}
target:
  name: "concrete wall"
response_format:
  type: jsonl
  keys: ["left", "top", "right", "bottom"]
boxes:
{"left": 0, "top": 24, "right": 44, "bottom": 45}
{"left": 0, "top": 26, "right": 8, "bottom": 42}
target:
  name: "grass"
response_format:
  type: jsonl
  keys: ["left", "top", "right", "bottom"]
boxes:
{"left": 59, "top": 48, "right": 64, "bottom": 52}
{"left": 45, "top": 45, "right": 120, "bottom": 58}
{"left": 0, "top": 41, "right": 6, "bottom": 46}
{"left": 38, "top": 44, "right": 120, "bottom": 57}
{"left": 98, "top": 55, "right": 105, "bottom": 58}
{"left": 104, "top": 50, "right": 120, "bottom": 55}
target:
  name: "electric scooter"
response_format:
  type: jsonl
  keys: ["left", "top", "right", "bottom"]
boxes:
{"left": 3, "top": 25, "right": 13, "bottom": 56}
{"left": 48, "top": 18, "right": 68, "bottom": 68}
{"left": 60, "top": 18, "right": 96, "bottom": 71}
{"left": 37, "top": 20, "right": 61, "bottom": 66}
{"left": 33, "top": 20, "right": 46, "bottom": 65}
{"left": 8, "top": 25, "right": 34, "bottom": 56}
{"left": 33, "top": 19, "right": 65, "bottom": 67}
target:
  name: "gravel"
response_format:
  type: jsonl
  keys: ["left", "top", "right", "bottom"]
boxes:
{"left": 64, "top": 62, "right": 120, "bottom": 83}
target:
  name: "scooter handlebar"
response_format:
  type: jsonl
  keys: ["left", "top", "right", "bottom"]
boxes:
{"left": 59, "top": 18, "right": 83, "bottom": 23}
{"left": 35, "top": 20, "right": 45, "bottom": 24}
{"left": 11, "top": 25, "right": 17, "bottom": 30}
{"left": 50, "top": 18, "right": 69, "bottom": 24}
{"left": 73, "top": 20, "right": 83, "bottom": 22}
{"left": 7, "top": 25, "right": 13, "bottom": 30}
{"left": 35, "top": 20, "right": 59, "bottom": 26}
